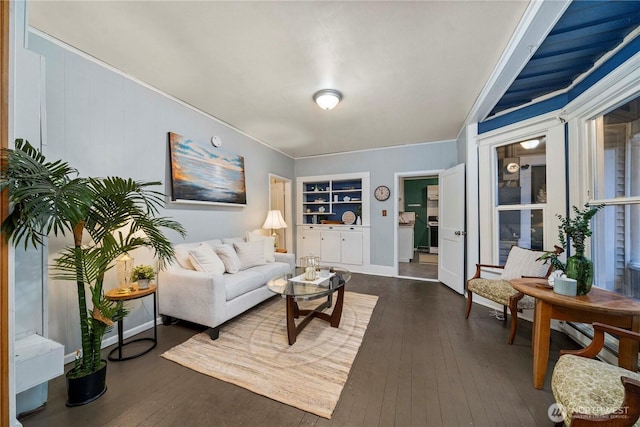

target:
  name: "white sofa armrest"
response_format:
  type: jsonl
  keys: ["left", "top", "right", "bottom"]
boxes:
{"left": 274, "top": 252, "right": 295, "bottom": 273}
{"left": 158, "top": 266, "right": 227, "bottom": 329}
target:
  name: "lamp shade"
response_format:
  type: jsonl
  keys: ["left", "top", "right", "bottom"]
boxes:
{"left": 262, "top": 210, "right": 288, "bottom": 230}
{"left": 313, "top": 89, "right": 342, "bottom": 110}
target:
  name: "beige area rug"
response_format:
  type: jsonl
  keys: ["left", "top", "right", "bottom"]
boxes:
{"left": 161, "top": 291, "right": 378, "bottom": 419}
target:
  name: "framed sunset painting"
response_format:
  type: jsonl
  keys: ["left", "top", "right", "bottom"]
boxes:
{"left": 168, "top": 132, "right": 247, "bottom": 205}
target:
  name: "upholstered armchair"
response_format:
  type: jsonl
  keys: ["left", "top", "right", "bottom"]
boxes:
{"left": 464, "top": 245, "right": 560, "bottom": 344}
{"left": 552, "top": 322, "right": 640, "bottom": 427}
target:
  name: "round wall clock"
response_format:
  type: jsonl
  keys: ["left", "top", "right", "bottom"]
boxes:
{"left": 374, "top": 185, "right": 391, "bottom": 201}
{"left": 211, "top": 136, "right": 222, "bottom": 147}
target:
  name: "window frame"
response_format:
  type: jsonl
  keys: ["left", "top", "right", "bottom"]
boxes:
{"left": 477, "top": 113, "right": 566, "bottom": 266}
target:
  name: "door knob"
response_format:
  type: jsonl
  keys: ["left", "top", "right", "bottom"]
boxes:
{"left": 455, "top": 231, "right": 466, "bottom": 236}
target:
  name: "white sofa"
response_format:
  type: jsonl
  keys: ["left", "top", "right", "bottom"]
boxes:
{"left": 158, "top": 236, "right": 295, "bottom": 339}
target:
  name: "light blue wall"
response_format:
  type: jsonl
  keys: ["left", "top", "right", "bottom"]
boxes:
{"left": 27, "top": 33, "right": 295, "bottom": 355}
{"left": 295, "top": 141, "right": 458, "bottom": 266}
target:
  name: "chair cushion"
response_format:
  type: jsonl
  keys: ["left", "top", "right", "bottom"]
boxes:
{"left": 552, "top": 354, "right": 640, "bottom": 426}
{"left": 501, "top": 246, "right": 549, "bottom": 280}
{"left": 467, "top": 278, "right": 535, "bottom": 309}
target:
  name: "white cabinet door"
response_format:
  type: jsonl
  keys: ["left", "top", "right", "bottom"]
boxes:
{"left": 340, "top": 231, "right": 363, "bottom": 265}
{"left": 299, "top": 228, "right": 321, "bottom": 259}
{"left": 320, "top": 232, "right": 341, "bottom": 263}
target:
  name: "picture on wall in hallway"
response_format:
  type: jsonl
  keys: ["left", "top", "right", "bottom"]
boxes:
{"left": 168, "top": 132, "right": 247, "bottom": 205}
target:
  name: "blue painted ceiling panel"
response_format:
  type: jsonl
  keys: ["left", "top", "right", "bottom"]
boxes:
{"left": 488, "top": 0, "right": 640, "bottom": 118}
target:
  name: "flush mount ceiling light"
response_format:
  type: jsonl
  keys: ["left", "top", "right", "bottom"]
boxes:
{"left": 313, "top": 89, "right": 342, "bottom": 110}
{"left": 520, "top": 139, "right": 541, "bottom": 149}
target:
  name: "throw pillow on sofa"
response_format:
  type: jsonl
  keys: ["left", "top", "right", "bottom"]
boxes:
{"left": 246, "top": 231, "right": 276, "bottom": 262}
{"left": 174, "top": 246, "right": 195, "bottom": 270}
{"left": 189, "top": 243, "right": 225, "bottom": 275}
{"left": 215, "top": 244, "right": 243, "bottom": 274}
{"left": 234, "top": 241, "right": 267, "bottom": 270}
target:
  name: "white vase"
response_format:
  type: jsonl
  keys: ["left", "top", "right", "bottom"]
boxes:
{"left": 356, "top": 216, "right": 361, "bottom": 225}
{"left": 137, "top": 279, "right": 149, "bottom": 289}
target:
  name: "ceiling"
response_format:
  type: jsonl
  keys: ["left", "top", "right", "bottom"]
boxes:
{"left": 28, "top": 1, "right": 529, "bottom": 158}
{"left": 490, "top": 0, "right": 640, "bottom": 117}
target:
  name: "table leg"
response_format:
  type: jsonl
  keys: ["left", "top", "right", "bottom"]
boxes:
{"left": 117, "top": 318, "right": 124, "bottom": 360}
{"left": 531, "top": 300, "right": 536, "bottom": 356}
{"left": 619, "top": 315, "right": 640, "bottom": 372}
{"left": 286, "top": 295, "right": 297, "bottom": 345}
{"left": 329, "top": 286, "right": 345, "bottom": 327}
{"left": 532, "top": 300, "right": 551, "bottom": 389}
{"left": 152, "top": 292, "right": 157, "bottom": 343}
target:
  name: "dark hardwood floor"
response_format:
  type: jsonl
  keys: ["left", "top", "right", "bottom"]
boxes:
{"left": 21, "top": 274, "right": 579, "bottom": 426}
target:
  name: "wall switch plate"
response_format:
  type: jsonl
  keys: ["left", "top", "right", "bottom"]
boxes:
{"left": 382, "top": 210, "right": 387, "bottom": 216}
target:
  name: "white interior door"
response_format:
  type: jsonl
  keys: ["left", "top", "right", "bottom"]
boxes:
{"left": 438, "top": 163, "right": 466, "bottom": 294}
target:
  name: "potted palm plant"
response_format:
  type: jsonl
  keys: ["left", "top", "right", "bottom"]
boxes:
{"left": 0, "top": 140, "right": 186, "bottom": 406}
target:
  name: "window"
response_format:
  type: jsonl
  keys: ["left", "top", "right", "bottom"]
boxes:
{"left": 591, "top": 97, "right": 640, "bottom": 298}
{"left": 495, "top": 138, "right": 547, "bottom": 263}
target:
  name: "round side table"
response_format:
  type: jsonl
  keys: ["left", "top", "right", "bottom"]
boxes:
{"left": 105, "top": 284, "right": 157, "bottom": 361}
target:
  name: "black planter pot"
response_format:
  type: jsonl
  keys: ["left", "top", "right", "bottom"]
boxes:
{"left": 65, "top": 361, "right": 108, "bottom": 407}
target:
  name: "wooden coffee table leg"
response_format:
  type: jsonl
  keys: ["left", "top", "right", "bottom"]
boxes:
{"left": 286, "top": 296, "right": 297, "bottom": 345}
{"left": 329, "top": 286, "right": 345, "bottom": 327}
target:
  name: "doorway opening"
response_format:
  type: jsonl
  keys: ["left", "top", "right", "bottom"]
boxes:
{"left": 396, "top": 171, "right": 441, "bottom": 281}
{"left": 268, "top": 174, "right": 293, "bottom": 252}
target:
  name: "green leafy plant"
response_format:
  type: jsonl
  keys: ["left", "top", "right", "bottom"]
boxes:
{"left": 538, "top": 204, "right": 603, "bottom": 272}
{"left": 131, "top": 264, "right": 155, "bottom": 281}
{"left": 0, "top": 140, "right": 186, "bottom": 380}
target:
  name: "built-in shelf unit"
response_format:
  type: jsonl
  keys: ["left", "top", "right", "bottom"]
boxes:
{"left": 296, "top": 172, "right": 370, "bottom": 267}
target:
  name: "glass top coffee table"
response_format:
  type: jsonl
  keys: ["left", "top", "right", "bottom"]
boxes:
{"left": 267, "top": 267, "right": 351, "bottom": 345}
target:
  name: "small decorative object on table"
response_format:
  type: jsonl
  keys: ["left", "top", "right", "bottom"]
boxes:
{"left": 300, "top": 255, "right": 320, "bottom": 281}
{"left": 131, "top": 264, "right": 155, "bottom": 290}
{"left": 538, "top": 204, "right": 603, "bottom": 295}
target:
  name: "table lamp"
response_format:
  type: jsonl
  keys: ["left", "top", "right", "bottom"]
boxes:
{"left": 262, "top": 210, "right": 287, "bottom": 248}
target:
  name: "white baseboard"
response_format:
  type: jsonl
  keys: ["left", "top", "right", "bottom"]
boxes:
{"left": 63, "top": 318, "right": 158, "bottom": 365}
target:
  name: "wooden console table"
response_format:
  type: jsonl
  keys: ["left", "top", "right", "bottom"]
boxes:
{"left": 511, "top": 278, "right": 640, "bottom": 389}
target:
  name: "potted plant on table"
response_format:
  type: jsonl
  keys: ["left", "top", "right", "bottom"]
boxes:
{"left": 0, "top": 140, "right": 186, "bottom": 406}
{"left": 131, "top": 264, "right": 155, "bottom": 289}
{"left": 538, "top": 204, "right": 603, "bottom": 295}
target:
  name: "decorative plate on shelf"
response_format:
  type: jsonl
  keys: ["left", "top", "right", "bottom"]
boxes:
{"left": 342, "top": 210, "right": 356, "bottom": 225}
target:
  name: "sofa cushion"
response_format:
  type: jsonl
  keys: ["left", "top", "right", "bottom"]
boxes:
{"left": 215, "top": 244, "right": 242, "bottom": 274}
{"left": 189, "top": 243, "right": 225, "bottom": 275}
{"left": 174, "top": 245, "right": 195, "bottom": 270}
{"left": 250, "top": 261, "right": 292, "bottom": 279}
{"left": 234, "top": 241, "right": 266, "bottom": 270}
{"left": 224, "top": 270, "right": 267, "bottom": 301}
{"left": 246, "top": 231, "right": 276, "bottom": 263}
{"left": 222, "top": 237, "right": 245, "bottom": 246}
